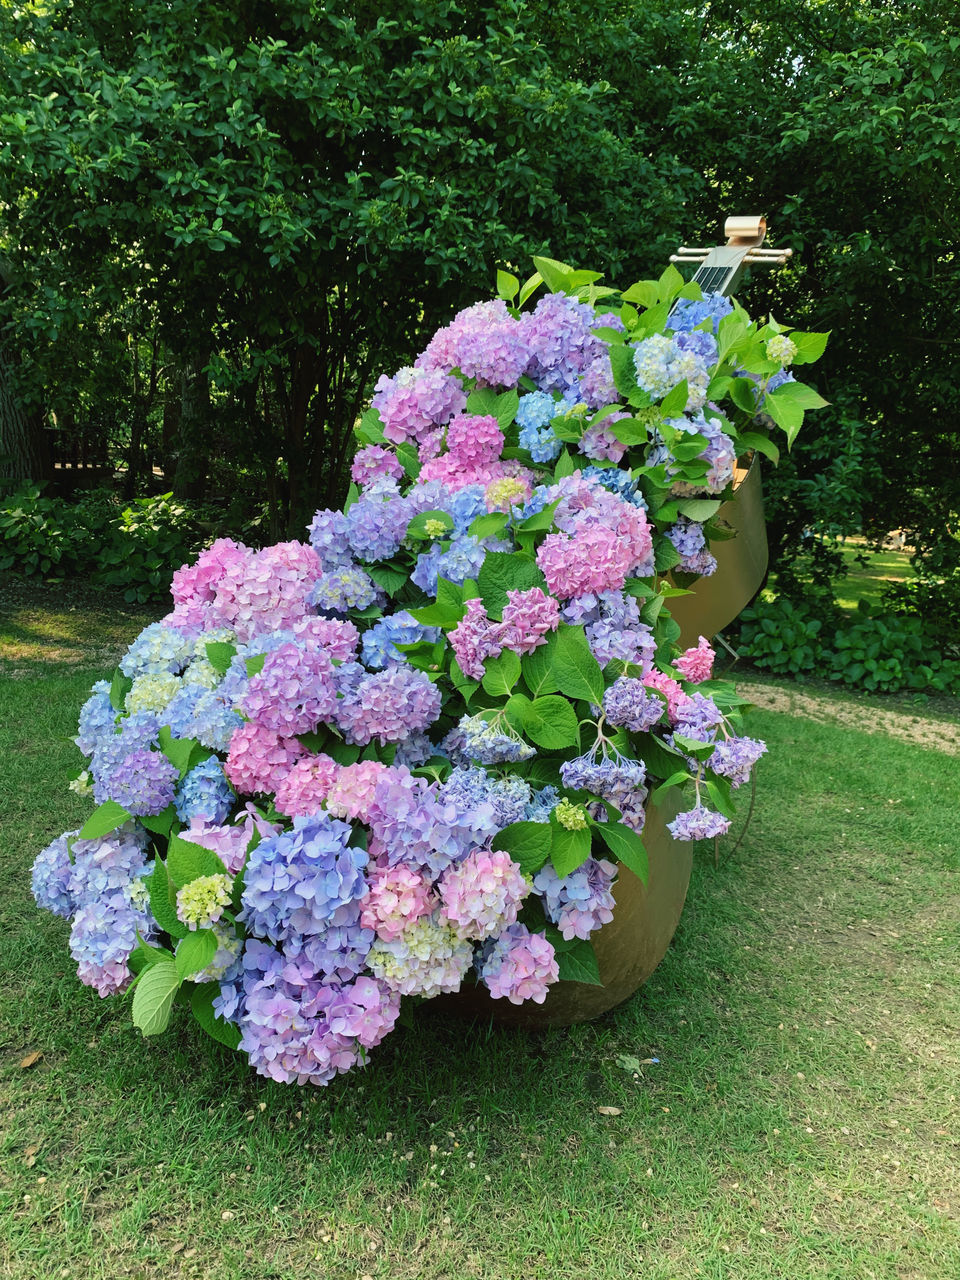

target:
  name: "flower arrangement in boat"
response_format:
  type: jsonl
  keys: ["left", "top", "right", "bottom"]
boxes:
{"left": 32, "top": 258, "right": 826, "bottom": 1086}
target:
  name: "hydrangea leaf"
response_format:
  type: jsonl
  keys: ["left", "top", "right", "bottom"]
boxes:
{"left": 166, "top": 832, "right": 230, "bottom": 887}
{"left": 131, "top": 958, "right": 180, "bottom": 1037}
{"left": 190, "top": 984, "right": 242, "bottom": 1050}
{"left": 595, "top": 821, "right": 648, "bottom": 884}
{"left": 128, "top": 932, "right": 174, "bottom": 975}
{"left": 550, "top": 824, "right": 592, "bottom": 877}
{"left": 157, "top": 726, "right": 204, "bottom": 778}
{"left": 496, "top": 269, "right": 519, "bottom": 303}
{"left": 478, "top": 552, "right": 545, "bottom": 620}
{"left": 78, "top": 799, "right": 132, "bottom": 841}
{"left": 653, "top": 536, "right": 683, "bottom": 573}
{"left": 522, "top": 695, "right": 580, "bottom": 749}
{"left": 736, "top": 431, "right": 780, "bottom": 464}
{"left": 531, "top": 254, "right": 574, "bottom": 294}
{"left": 109, "top": 667, "right": 133, "bottom": 712}
{"left": 521, "top": 634, "right": 560, "bottom": 697}
{"left": 675, "top": 498, "right": 723, "bottom": 522}
{"left": 174, "top": 929, "right": 218, "bottom": 981}
{"left": 406, "top": 510, "right": 454, "bottom": 540}
{"left": 481, "top": 649, "right": 521, "bottom": 698}
{"left": 245, "top": 653, "right": 266, "bottom": 677}
{"left": 658, "top": 379, "right": 689, "bottom": 419}
{"left": 548, "top": 625, "right": 605, "bottom": 705}
{"left": 788, "top": 330, "right": 831, "bottom": 364}
{"left": 147, "top": 859, "right": 188, "bottom": 939}
{"left": 204, "top": 641, "right": 237, "bottom": 675}
{"left": 491, "top": 821, "right": 552, "bottom": 874}
{"left": 555, "top": 937, "right": 602, "bottom": 985}
{"left": 139, "top": 804, "right": 178, "bottom": 837}
{"left": 366, "top": 561, "right": 407, "bottom": 596}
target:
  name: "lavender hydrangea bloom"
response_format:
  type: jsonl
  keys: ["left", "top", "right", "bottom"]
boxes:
{"left": 524, "top": 784, "right": 560, "bottom": 823}
{"left": 31, "top": 831, "right": 77, "bottom": 918}
{"left": 97, "top": 747, "right": 179, "bottom": 816}
{"left": 336, "top": 664, "right": 441, "bottom": 746}
{"left": 239, "top": 814, "right": 367, "bottom": 944}
{"left": 67, "top": 824, "right": 150, "bottom": 908}
{"left": 175, "top": 756, "right": 235, "bottom": 824}
{"left": 309, "top": 567, "right": 379, "bottom": 615}
{"left": 185, "top": 686, "right": 245, "bottom": 753}
{"left": 477, "top": 923, "right": 559, "bottom": 1004}
{"left": 242, "top": 642, "right": 337, "bottom": 736}
{"left": 603, "top": 677, "right": 665, "bottom": 733}
{"left": 90, "top": 712, "right": 161, "bottom": 793}
{"left": 306, "top": 508, "right": 352, "bottom": 569}
{"left": 708, "top": 735, "right": 767, "bottom": 786}
{"left": 534, "top": 857, "right": 618, "bottom": 940}
{"left": 446, "top": 714, "right": 536, "bottom": 766}
{"left": 440, "top": 767, "right": 532, "bottom": 830}
{"left": 75, "top": 681, "right": 116, "bottom": 757}
{"left": 345, "top": 492, "right": 410, "bottom": 563}
{"left": 667, "top": 803, "right": 731, "bottom": 842}
{"left": 412, "top": 535, "right": 486, "bottom": 596}
{"left": 560, "top": 751, "right": 648, "bottom": 831}
{"left": 285, "top": 902, "right": 375, "bottom": 983}
{"left": 69, "top": 888, "right": 156, "bottom": 998}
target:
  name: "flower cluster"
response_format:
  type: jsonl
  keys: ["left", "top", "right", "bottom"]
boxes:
{"left": 34, "top": 261, "right": 822, "bottom": 1088}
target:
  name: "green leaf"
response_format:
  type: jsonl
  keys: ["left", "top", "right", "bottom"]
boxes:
{"left": 139, "top": 804, "right": 178, "bottom": 837}
{"left": 478, "top": 552, "right": 545, "bottom": 619}
{"left": 465, "top": 386, "right": 500, "bottom": 416}
{"left": 659, "top": 379, "right": 689, "bottom": 418}
{"left": 205, "top": 641, "right": 237, "bottom": 675}
{"left": 395, "top": 441, "right": 421, "bottom": 478}
{"left": 468, "top": 512, "right": 509, "bottom": 540}
{"left": 190, "top": 983, "right": 242, "bottom": 1050}
{"left": 175, "top": 929, "right": 218, "bottom": 980}
{"left": 729, "top": 376, "right": 759, "bottom": 415}
{"left": 549, "top": 625, "right": 606, "bottom": 704}
{"left": 522, "top": 695, "right": 580, "bottom": 749}
{"left": 491, "top": 821, "right": 553, "bottom": 873}
{"left": 481, "top": 649, "right": 521, "bottom": 698}
{"left": 788, "top": 330, "right": 830, "bottom": 364}
{"left": 166, "top": 832, "right": 230, "bottom": 887}
{"left": 245, "top": 653, "right": 266, "bottom": 678}
{"left": 496, "top": 268, "right": 519, "bottom": 303}
{"left": 657, "top": 263, "right": 685, "bottom": 305}
{"left": 356, "top": 407, "right": 386, "bottom": 445}
{"left": 518, "top": 272, "right": 543, "bottom": 308}
{"left": 157, "top": 726, "right": 208, "bottom": 778}
{"left": 675, "top": 498, "right": 723, "bottom": 522}
{"left": 79, "top": 799, "right": 132, "bottom": 840}
{"left": 553, "top": 450, "right": 576, "bottom": 480}
{"left": 653, "top": 537, "right": 683, "bottom": 573}
{"left": 550, "top": 824, "right": 592, "bottom": 877}
{"left": 521, "top": 639, "right": 558, "bottom": 697}
{"left": 595, "top": 821, "right": 649, "bottom": 883}
{"left": 619, "top": 279, "right": 659, "bottom": 309}
{"left": 531, "top": 254, "right": 573, "bottom": 294}
{"left": 148, "top": 859, "right": 187, "bottom": 939}
{"left": 736, "top": 432, "right": 780, "bottom": 464}
{"left": 555, "top": 938, "right": 602, "bottom": 985}
{"left": 109, "top": 667, "right": 132, "bottom": 712}
{"left": 367, "top": 562, "right": 408, "bottom": 595}
{"left": 131, "top": 959, "right": 180, "bottom": 1037}
{"left": 128, "top": 933, "right": 174, "bottom": 975}
{"left": 495, "top": 388, "right": 520, "bottom": 430}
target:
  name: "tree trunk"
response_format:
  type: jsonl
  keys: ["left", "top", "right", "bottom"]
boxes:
{"left": 0, "top": 348, "right": 51, "bottom": 487}
{"left": 172, "top": 353, "right": 210, "bottom": 501}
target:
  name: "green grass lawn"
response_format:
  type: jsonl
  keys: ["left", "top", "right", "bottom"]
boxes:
{"left": 2, "top": 607, "right": 959, "bottom": 1279}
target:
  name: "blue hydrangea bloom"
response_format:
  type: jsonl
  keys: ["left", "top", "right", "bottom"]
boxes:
{"left": 175, "top": 756, "right": 235, "bottom": 824}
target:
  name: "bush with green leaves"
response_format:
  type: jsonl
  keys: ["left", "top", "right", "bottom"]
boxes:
{"left": 737, "top": 597, "right": 960, "bottom": 695}
{"left": 0, "top": 486, "right": 211, "bottom": 601}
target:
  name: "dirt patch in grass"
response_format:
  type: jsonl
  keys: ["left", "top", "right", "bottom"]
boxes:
{"left": 737, "top": 679, "right": 960, "bottom": 755}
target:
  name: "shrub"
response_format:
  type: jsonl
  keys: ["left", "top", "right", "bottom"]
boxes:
{"left": 736, "top": 598, "right": 828, "bottom": 676}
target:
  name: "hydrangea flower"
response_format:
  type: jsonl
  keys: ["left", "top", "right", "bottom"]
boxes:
{"left": 225, "top": 722, "right": 306, "bottom": 796}
{"left": 69, "top": 889, "right": 156, "bottom": 998}
{"left": 478, "top": 924, "right": 559, "bottom": 1004}
{"left": 534, "top": 857, "right": 618, "bottom": 940}
{"left": 176, "top": 873, "right": 233, "bottom": 931}
{"left": 667, "top": 804, "right": 731, "bottom": 842}
{"left": 273, "top": 754, "right": 341, "bottom": 818}
{"left": 31, "top": 831, "right": 78, "bottom": 918}
{"left": 98, "top": 748, "right": 179, "bottom": 817}
{"left": 360, "top": 864, "right": 436, "bottom": 941}
{"left": 75, "top": 681, "right": 116, "bottom": 757}
{"left": 335, "top": 664, "right": 442, "bottom": 746}
{"left": 675, "top": 636, "right": 715, "bottom": 683}
{"left": 438, "top": 848, "right": 529, "bottom": 940}
{"left": 368, "top": 914, "right": 473, "bottom": 997}
{"left": 175, "top": 756, "right": 234, "bottom": 824}
{"left": 242, "top": 643, "right": 337, "bottom": 736}
{"left": 708, "top": 735, "right": 767, "bottom": 786}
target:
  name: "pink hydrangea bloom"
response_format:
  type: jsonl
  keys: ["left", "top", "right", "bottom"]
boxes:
{"left": 326, "top": 976, "right": 402, "bottom": 1049}
{"left": 212, "top": 541, "right": 324, "bottom": 642}
{"left": 642, "top": 669, "right": 687, "bottom": 722}
{"left": 273, "top": 754, "right": 341, "bottom": 818}
{"left": 224, "top": 721, "right": 306, "bottom": 795}
{"left": 416, "top": 299, "right": 530, "bottom": 387}
{"left": 480, "top": 924, "right": 559, "bottom": 1005}
{"left": 445, "top": 413, "right": 504, "bottom": 466}
{"left": 171, "top": 538, "right": 250, "bottom": 607}
{"left": 360, "top": 864, "right": 437, "bottom": 941}
{"left": 578, "top": 418, "right": 628, "bottom": 463}
{"left": 675, "top": 636, "right": 715, "bottom": 683}
{"left": 449, "top": 598, "right": 502, "bottom": 680}
{"left": 500, "top": 587, "right": 560, "bottom": 654}
{"left": 438, "top": 848, "right": 529, "bottom": 940}
{"left": 290, "top": 615, "right": 359, "bottom": 661}
{"left": 326, "top": 761, "right": 407, "bottom": 823}
{"left": 371, "top": 366, "right": 467, "bottom": 445}
{"left": 537, "top": 523, "right": 633, "bottom": 598}
{"left": 242, "top": 643, "right": 337, "bottom": 736}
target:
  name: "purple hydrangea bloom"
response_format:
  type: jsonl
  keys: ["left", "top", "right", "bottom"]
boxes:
{"left": 345, "top": 492, "right": 410, "bottom": 563}
{"left": 673, "top": 692, "right": 724, "bottom": 742}
{"left": 90, "top": 711, "right": 161, "bottom": 793}
{"left": 306, "top": 508, "right": 352, "bottom": 569}
{"left": 31, "top": 831, "right": 77, "bottom": 918}
{"left": 603, "top": 677, "right": 665, "bottom": 733}
{"left": 520, "top": 293, "right": 600, "bottom": 394}
{"left": 242, "top": 642, "right": 337, "bottom": 736}
{"left": 416, "top": 299, "right": 529, "bottom": 388}
{"left": 336, "top": 663, "right": 442, "bottom": 746}
{"left": 185, "top": 686, "right": 245, "bottom": 753}
{"left": 69, "top": 889, "right": 156, "bottom": 998}
{"left": 440, "top": 767, "right": 532, "bottom": 830}
{"left": 67, "top": 823, "right": 150, "bottom": 909}
{"left": 175, "top": 756, "right": 235, "bottom": 824}
{"left": 97, "top": 747, "right": 179, "bottom": 816}
{"left": 445, "top": 714, "right": 536, "bottom": 766}
{"left": 285, "top": 902, "right": 375, "bottom": 983}
{"left": 477, "top": 923, "right": 559, "bottom": 1004}
{"left": 560, "top": 751, "right": 648, "bottom": 831}
{"left": 239, "top": 814, "right": 367, "bottom": 944}
{"left": 667, "top": 803, "right": 731, "bottom": 842}
{"left": 309, "top": 567, "right": 379, "bottom": 615}
{"left": 534, "top": 857, "right": 618, "bottom": 940}
{"left": 708, "top": 735, "right": 767, "bottom": 786}
{"left": 438, "top": 847, "right": 529, "bottom": 940}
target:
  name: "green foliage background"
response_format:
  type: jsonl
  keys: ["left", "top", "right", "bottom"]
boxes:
{"left": 0, "top": 0, "right": 956, "bottom": 575}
